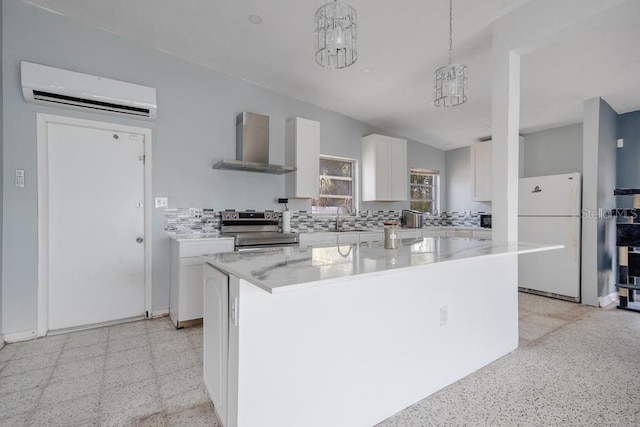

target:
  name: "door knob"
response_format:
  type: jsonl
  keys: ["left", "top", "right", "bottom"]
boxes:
{"left": 136, "top": 237, "right": 144, "bottom": 244}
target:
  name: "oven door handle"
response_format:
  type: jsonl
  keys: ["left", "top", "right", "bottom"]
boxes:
{"left": 236, "top": 244, "right": 299, "bottom": 253}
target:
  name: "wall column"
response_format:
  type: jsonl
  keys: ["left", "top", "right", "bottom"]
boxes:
{"left": 491, "top": 43, "right": 520, "bottom": 244}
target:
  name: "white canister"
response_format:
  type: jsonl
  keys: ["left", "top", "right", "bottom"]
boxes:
{"left": 282, "top": 210, "right": 291, "bottom": 233}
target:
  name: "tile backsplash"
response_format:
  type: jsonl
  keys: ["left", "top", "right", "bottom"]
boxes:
{"left": 164, "top": 209, "right": 487, "bottom": 235}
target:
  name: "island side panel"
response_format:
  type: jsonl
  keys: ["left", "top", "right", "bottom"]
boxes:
{"left": 233, "top": 254, "right": 519, "bottom": 427}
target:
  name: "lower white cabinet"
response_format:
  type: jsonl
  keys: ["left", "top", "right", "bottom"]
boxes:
{"left": 203, "top": 264, "right": 229, "bottom": 425}
{"left": 203, "top": 265, "right": 240, "bottom": 427}
{"left": 170, "top": 238, "right": 234, "bottom": 328}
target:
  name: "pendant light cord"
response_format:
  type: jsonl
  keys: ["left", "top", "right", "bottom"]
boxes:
{"left": 448, "top": 0, "right": 453, "bottom": 65}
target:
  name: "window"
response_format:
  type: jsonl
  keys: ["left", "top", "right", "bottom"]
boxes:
{"left": 312, "top": 156, "right": 355, "bottom": 214}
{"left": 410, "top": 168, "right": 439, "bottom": 214}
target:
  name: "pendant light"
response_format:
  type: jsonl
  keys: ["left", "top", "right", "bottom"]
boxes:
{"left": 315, "top": 0, "right": 358, "bottom": 69}
{"left": 433, "top": 0, "right": 468, "bottom": 107}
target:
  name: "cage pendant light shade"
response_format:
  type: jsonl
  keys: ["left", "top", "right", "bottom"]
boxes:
{"left": 315, "top": 1, "right": 357, "bottom": 69}
{"left": 434, "top": 64, "right": 468, "bottom": 107}
{"left": 433, "top": 0, "right": 468, "bottom": 107}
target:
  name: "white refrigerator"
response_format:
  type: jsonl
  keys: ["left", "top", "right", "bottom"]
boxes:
{"left": 518, "top": 172, "right": 582, "bottom": 301}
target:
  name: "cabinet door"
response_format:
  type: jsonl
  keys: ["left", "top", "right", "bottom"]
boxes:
{"left": 362, "top": 134, "right": 407, "bottom": 201}
{"left": 471, "top": 140, "right": 492, "bottom": 202}
{"left": 389, "top": 137, "right": 408, "bottom": 201}
{"left": 171, "top": 239, "right": 234, "bottom": 327}
{"left": 180, "top": 257, "right": 207, "bottom": 322}
{"left": 286, "top": 118, "right": 320, "bottom": 198}
{"left": 203, "top": 265, "right": 229, "bottom": 426}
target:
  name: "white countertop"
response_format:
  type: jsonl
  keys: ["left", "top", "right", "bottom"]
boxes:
{"left": 203, "top": 237, "right": 559, "bottom": 294}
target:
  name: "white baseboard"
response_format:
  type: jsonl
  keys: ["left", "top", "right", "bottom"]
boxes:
{"left": 598, "top": 291, "right": 619, "bottom": 308}
{"left": 150, "top": 309, "right": 169, "bottom": 318}
{"left": 4, "top": 330, "right": 42, "bottom": 343}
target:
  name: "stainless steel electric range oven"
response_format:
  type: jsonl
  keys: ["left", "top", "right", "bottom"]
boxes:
{"left": 220, "top": 210, "right": 299, "bottom": 252}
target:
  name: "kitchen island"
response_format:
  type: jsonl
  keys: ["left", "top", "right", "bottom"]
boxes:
{"left": 202, "top": 237, "right": 559, "bottom": 427}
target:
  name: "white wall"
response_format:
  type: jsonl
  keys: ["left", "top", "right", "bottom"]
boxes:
{"left": 1, "top": 1, "right": 445, "bottom": 334}
{"left": 522, "top": 123, "right": 583, "bottom": 177}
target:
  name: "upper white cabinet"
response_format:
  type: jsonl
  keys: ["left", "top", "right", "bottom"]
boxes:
{"left": 362, "top": 134, "right": 407, "bottom": 201}
{"left": 470, "top": 140, "right": 492, "bottom": 202}
{"left": 285, "top": 117, "right": 320, "bottom": 199}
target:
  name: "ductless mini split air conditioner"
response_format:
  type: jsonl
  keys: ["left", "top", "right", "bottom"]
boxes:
{"left": 20, "top": 61, "right": 157, "bottom": 120}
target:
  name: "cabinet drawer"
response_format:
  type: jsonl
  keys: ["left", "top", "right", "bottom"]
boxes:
{"left": 299, "top": 233, "right": 338, "bottom": 247}
{"left": 358, "top": 231, "right": 383, "bottom": 243}
{"left": 473, "top": 230, "right": 492, "bottom": 240}
{"left": 422, "top": 229, "right": 446, "bottom": 238}
{"left": 337, "top": 233, "right": 360, "bottom": 245}
{"left": 179, "top": 239, "right": 234, "bottom": 258}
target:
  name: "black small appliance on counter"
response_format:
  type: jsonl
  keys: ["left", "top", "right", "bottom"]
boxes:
{"left": 480, "top": 214, "right": 492, "bottom": 228}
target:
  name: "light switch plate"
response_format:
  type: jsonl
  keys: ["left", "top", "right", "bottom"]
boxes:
{"left": 15, "top": 170, "right": 25, "bottom": 188}
{"left": 155, "top": 197, "right": 168, "bottom": 208}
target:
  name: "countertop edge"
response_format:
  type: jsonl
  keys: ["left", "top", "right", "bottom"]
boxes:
{"left": 204, "top": 241, "right": 561, "bottom": 295}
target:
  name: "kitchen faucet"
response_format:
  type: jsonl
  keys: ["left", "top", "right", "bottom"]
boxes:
{"left": 335, "top": 204, "right": 352, "bottom": 232}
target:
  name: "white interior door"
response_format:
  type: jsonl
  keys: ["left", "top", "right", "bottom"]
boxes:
{"left": 518, "top": 216, "right": 581, "bottom": 299}
{"left": 48, "top": 122, "right": 146, "bottom": 330}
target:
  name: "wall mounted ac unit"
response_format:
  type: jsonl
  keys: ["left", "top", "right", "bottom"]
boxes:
{"left": 21, "top": 61, "right": 157, "bottom": 120}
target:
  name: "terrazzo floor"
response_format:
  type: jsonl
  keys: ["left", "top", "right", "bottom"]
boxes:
{"left": 0, "top": 292, "right": 639, "bottom": 426}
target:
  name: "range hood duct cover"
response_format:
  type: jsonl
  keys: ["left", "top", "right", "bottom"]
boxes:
{"left": 213, "top": 112, "right": 296, "bottom": 174}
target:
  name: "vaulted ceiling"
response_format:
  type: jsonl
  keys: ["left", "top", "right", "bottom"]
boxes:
{"left": 22, "top": 0, "right": 640, "bottom": 150}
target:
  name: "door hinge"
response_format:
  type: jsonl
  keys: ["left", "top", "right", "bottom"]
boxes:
{"left": 139, "top": 155, "right": 146, "bottom": 164}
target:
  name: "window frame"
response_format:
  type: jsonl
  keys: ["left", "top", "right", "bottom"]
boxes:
{"left": 312, "top": 155, "right": 358, "bottom": 215}
{"left": 409, "top": 168, "right": 439, "bottom": 214}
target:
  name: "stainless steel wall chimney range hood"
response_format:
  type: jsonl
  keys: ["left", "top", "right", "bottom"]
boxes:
{"left": 212, "top": 112, "right": 296, "bottom": 174}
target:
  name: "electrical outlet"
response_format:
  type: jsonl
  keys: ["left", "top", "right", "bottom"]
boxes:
{"left": 189, "top": 208, "right": 196, "bottom": 217}
{"left": 440, "top": 306, "right": 448, "bottom": 326}
{"left": 155, "top": 197, "right": 168, "bottom": 208}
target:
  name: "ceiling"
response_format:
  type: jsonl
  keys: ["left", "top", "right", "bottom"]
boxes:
{"left": 22, "top": 0, "right": 640, "bottom": 150}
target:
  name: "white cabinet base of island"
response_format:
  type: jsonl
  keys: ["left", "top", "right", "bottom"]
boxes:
{"left": 202, "top": 239, "right": 556, "bottom": 427}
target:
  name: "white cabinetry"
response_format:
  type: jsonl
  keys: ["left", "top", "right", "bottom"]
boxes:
{"left": 299, "top": 233, "right": 338, "bottom": 247}
{"left": 473, "top": 230, "right": 492, "bottom": 239}
{"left": 203, "top": 265, "right": 240, "bottom": 427}
{"left": 358, "top": 231, "right": 384, "bottom": 244}
{"left": 203, "top": 264, "right": 229, "bottom": 425}
{"left": 337, "top": 232, "right": 360, "bottom": 245}
{"left": 285, "top": 117, "right": 320, "bottom": 199}
{"left": 422, "top": 228, "right": 447, "bottom": 238}
{"left": 362, "top": 134, "right": 407, "bottom": 201}
{"left": 470, "top": 140, "right": 492, "bottom": 202}
{"left": 398, "top": 229, "right": 422, "bottom": 240}
{"left": 170, "top": 238, "right": 234, "bottom": 328}
{"left": 447, "top": 229, "right": 473, "bottom": 238}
